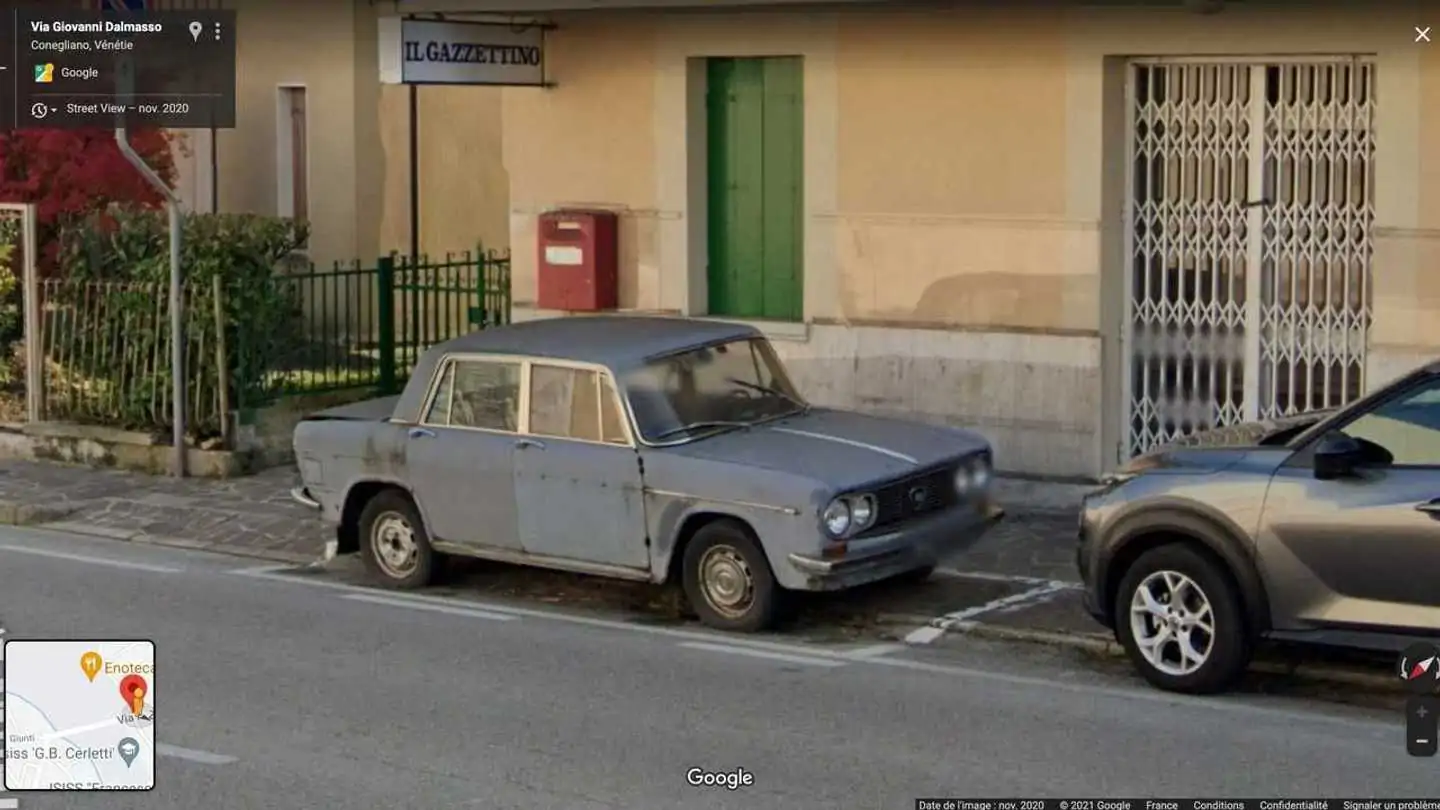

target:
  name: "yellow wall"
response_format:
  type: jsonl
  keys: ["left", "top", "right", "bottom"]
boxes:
{"left": 833, "top": 7, "right": 1085, "bottom": 332}
{"left": 377, "top": 85, "right": 510, "bottom": 260}
{"left": 503, "top": 15, "right": 659, "bottom": 307}
{"left": 496, "top": 3, "right": 1434, "bottom": 345}
{"left": 168, "top": 0, "right": 510, "bottom": 268}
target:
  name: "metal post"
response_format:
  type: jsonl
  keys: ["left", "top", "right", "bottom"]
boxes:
{"left": 408, "top": 83, "right": 420, "bottom": 263}
{"left": 211, "top": 274, "right": 232, "bottom": 449}
{"left": 116, "top": 129, "right": 187, "bottom": 477}
{"left": 376, "top": 255, "right": 396, "bottom": 395}
{"left": 17, "top": 204, "right": 40, "bottom": 423}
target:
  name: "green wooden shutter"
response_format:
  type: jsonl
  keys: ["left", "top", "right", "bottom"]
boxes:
{"left": 706, "top": 57, "right": 803, "bottom": 320}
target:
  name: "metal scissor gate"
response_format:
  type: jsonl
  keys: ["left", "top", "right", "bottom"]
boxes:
{"left": 1123, "top": 58, "right": 1375, "bottom": 457}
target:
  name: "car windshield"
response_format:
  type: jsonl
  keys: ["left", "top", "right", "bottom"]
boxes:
{"left": 621, "top": 337, "right": 808, "bottom": 443}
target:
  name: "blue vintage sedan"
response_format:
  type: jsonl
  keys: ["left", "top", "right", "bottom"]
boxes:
{"left": 291, "top": 315, "right": 1004, "bottom": 632}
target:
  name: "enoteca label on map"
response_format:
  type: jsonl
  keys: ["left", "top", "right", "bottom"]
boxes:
{"left": 3, "top": 639, "right": 155, "bottom": 791}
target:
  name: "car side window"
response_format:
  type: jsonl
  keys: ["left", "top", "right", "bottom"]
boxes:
{"left": 531, "top": 364, "right": 629, "bottom": 444}
{"left": 422, "top": 358, "right": 521, "bottom": 432}
{"left": 1340, "top": 377, "right": 1440, "bottom": 466}
{"left": 598, "top": 375, "right": 629, "bottom": 445}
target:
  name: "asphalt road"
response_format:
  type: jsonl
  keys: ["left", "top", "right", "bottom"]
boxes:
{"left": 0, "top": 526, "right": 1431, "bottom": 810}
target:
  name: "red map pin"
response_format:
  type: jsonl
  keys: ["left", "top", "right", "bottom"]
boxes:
{"left": 119, "top": 674, "right": 148, "bottom": 716}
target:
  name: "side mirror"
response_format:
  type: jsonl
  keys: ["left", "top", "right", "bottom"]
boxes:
{"left": 1313, "top": 433, "right": 1363, "bottom": 480}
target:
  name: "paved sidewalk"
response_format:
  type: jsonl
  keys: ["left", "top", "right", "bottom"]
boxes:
{"left": 0, "top": 462, "right": 322, "bottom": 565}
{"left": 0, "top": 460, "right": 1086, "bottom": 574}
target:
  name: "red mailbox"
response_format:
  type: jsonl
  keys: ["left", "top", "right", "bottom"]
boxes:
{"left": 536, "top": 209, "right": 618, "bottom": 311}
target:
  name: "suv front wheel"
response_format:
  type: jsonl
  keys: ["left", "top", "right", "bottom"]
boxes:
{"left": 1114, "top": 544, "right": 1252, "bottom": 694}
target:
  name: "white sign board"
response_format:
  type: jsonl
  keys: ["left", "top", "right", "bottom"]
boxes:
{"left": 378, "top": 18, "right": 545, "bottom": 86}
{"left": 544, "top": 245, "right": 583, "bottom": 266}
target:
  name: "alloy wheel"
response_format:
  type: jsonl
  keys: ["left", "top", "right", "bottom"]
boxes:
{"left": 1128, "top": 569, "right": 1216, "bottom": 677}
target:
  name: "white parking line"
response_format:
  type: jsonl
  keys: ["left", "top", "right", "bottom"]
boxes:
{"left": 933, "top": 567, "right": 1082, "bottom": 588}
{"left": 341, "top": 593, "right": 519, "bottom": 622}
{"left": 679, "top": 642, "right": 847, "bottom": 669}
{"left": 904, "top": 582, "right": 1071, "bottom": 645}
{"left": 0, "top": 797, "right": 18, "bottom": 808}
{"left": 158, "top": 744, "right": 237, "bottom": 765}
{"left": 236, "top": 565, "right": 870, "bottom": 661}
{"left": 0, "top": 544, "right": 184, "bottom": 574}
{"left": 844, "top": 643, "right": 907, "bottom": 659}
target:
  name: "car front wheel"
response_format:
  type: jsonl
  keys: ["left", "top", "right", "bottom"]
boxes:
{"left": 682, "top": 520, "right": 784, "bottom": 633}
{"left": 358, "top": 490, "right": 439, "bottom": 590}
{"left": 1114, "top": 543, "right": 1252, "bottom": 695}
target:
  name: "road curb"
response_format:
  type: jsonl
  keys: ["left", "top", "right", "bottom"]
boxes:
{"left": 0, "top": 499, "right": 75, "bottom": 527}
{"left": 19, "top": 519, "right": 319, "bottom": 567}
{"left": 877, "top": 612, "right": 1401, "bottom": 694}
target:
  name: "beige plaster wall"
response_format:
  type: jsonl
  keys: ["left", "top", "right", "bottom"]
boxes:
{"left": 833, "top": 7, "right": 1095, "bottom": 334}
{"left": 496, "top": 3, "right": 1436, "bottom": 476}
{"left": 377, "top": 84, "right": 510, "bottom": 259}
{"left": 503, "top": 15, "right": 660, "bottom": 307}
{"left": 168, "top": 1, "right": 509, "bottom": 266}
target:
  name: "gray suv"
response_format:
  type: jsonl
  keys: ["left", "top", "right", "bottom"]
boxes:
{"left": 1078, "top": 362, "right": 1440, "bottom": 694}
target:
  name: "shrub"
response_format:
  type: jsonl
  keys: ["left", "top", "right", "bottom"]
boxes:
{"left": 0, "top": 219, "right": 20, "bottom": 387}
{"left": 52, "top": 207, "right": 309, "bottom": 434}
{"left": 0, "top": 129, "right": 176, "bottom": 275}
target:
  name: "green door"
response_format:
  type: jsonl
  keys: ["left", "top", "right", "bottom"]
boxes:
{"left": 706, "top": 57, "right": 803, "bottom": 321}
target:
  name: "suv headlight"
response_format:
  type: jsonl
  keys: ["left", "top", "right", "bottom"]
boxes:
{"left": 822, "top": 498, "right": 851, "bottom": 537}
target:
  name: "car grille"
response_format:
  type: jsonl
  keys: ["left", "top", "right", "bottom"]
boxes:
{"left": 866, "top": 463, "right": 960, "bottom": 533}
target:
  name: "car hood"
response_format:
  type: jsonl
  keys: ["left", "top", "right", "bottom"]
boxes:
{"left": 663, "top": 408, "right": 990, "bottom": 490}
{"left": 1166, "top": 408, "right": 1336, "bottom": 449}
{"left": 1115, "top": 409, "right": 1336, "bottom": 477}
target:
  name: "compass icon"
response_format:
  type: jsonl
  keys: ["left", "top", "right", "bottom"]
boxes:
{"left": 1397, "top": 643, "right": 1440, "bottom": 695}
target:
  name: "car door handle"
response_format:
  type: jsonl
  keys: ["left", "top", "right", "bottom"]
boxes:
{"left": 408, "top": 427, "right": 436, "bottom": 440}
{"left": 514, "top": 437, "right": 546, "bottom": 450}
{"left": 1414, "top": 499, "right": 1440, "bottom": 514}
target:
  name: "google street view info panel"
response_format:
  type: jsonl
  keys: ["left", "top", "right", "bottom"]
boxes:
{"left": 3, "top": 639, "right": 155, "bottom": 791}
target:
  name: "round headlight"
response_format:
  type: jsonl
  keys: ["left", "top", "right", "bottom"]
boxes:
{"left": 970, "top": 456, "right": 992, "bottom": 490}
{"left": 953, "top": 464, "right": 972, "bottom": 495}
{"left": 851, "top": 494, "right": 876, "bottom": 529}
{"left": 822, "top": 498, "right": 852, "bottom": 537}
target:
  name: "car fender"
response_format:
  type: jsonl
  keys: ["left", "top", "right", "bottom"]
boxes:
{"left": 646, "top": 492, "right": 806, "bottom": 586}
{"left": 1101, "top": 500, "right": 1272, "bottom": 634}
{"left": 336, "top": 476, "right": 426, "bottom": 554}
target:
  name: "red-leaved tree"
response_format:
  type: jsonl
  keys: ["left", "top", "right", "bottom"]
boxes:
{"left": 0, "top": 128, "right": 177, "bottom": 275}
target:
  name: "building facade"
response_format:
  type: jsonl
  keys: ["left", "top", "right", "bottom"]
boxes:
{"left": 165, "top": 0, "right": 509, "bottom": 264}
{"left": 395, "top": 0, "right": 1439, "bottom": 479}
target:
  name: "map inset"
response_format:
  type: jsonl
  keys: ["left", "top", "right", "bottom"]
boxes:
{"left": 4, "top": 639, "right": 155, "bottom": 791}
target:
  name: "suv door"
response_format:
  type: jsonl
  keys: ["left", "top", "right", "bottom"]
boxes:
{"left": 406, "top": 356, "right": 524, "bottom": 550}
{"left": 1257, "top": 373, "right": 1440, "bottom": 632}
{"left": 512, "top": 362, "right": 649, "bottom": 570}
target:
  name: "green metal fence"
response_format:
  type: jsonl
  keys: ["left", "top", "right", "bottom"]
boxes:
{"left": 237, "top": 247, "right": 511, "bottom": 408}
{"left": 36, "top": 277, "right": 228, "bottom": 435}
{"left": 24, "top": 248, "right": 510, "bottom": 437}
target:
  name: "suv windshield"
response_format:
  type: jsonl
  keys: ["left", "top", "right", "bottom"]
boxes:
{"left": 621, "top": 337, "right": 808, "bottom": 443}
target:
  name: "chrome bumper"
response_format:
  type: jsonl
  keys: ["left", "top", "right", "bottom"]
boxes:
{"left": 290, "top": 486, "right": 321, "bottom": 510}
{"left": 786, "top": 500, "right": 1005, "bottom": 589}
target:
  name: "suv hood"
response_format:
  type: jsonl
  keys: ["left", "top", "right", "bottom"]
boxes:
{"left": 1167, "top": 408, "right": 1336, "bottom": 449}
{"left": 663, "top": 408, "right": 990, "bottom": 490}
{"left": 1116, "top": 408, "right": 1335, "bottom": 477}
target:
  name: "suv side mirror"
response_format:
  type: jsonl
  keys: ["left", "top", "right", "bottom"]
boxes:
{"left": 1313, "top": 433, "right": 1363, "bottom": 480}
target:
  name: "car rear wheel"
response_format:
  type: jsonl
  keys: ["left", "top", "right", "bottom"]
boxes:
{"left": 1114, "top": 543, "right": 1251, "bottom": 695}
{"left": 682, "top": 520, "right": 784, "bottom": 633}
{"left": 358, "top": 490, "right": 439, "bottom": 590}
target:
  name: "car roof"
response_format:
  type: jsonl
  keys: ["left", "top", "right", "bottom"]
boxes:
{"left": 390, "top": 316, "right": 762, "bottom": 424}
{"left": 439, "top": 315, "right": 760, "bottom": 366}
